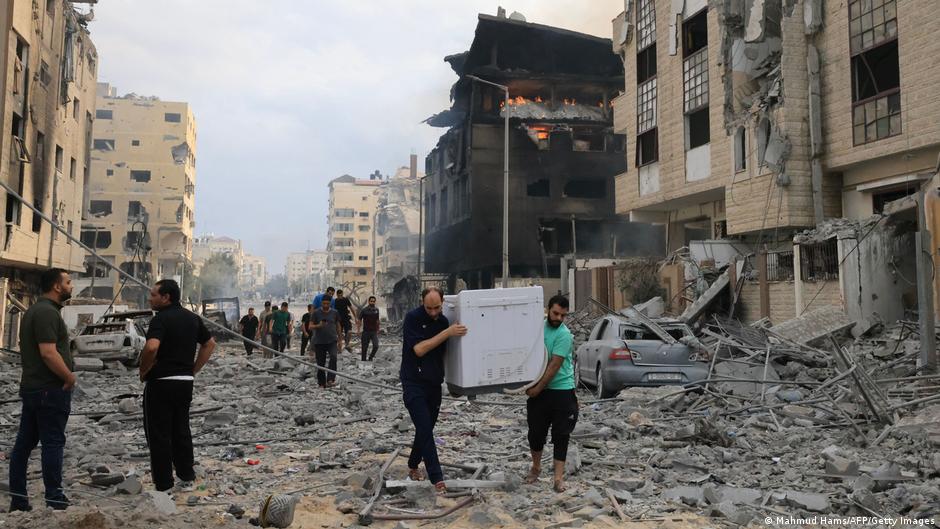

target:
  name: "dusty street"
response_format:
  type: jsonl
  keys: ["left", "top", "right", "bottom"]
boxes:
{"left": 2, "top": 313, "right": 939, "bottom": 529}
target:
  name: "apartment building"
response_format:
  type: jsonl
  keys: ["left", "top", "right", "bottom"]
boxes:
{"left": 79, "top": 83, "right": 196, "bottom": 306}
{"left": 192, "top": 234, "right": 243, "bottom": 275}
{"left": 612, "top": 0, "right": 939, "bottom": 248}
{"left": 241, "top": 254, "right": 266, "bottom": 291}
{"left": 0, "top": 1, "right": 98, "bottom": 345}
{"left": 285, "top": 249, "right": 328, "bottom": 290}
{"left": 327, "top": 174, "right": 381, "bottom": 300}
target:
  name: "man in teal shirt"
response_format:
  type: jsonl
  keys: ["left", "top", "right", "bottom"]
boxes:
{"left": 269, "top": 302, "right": 293, "bottom": 353}
{"left": 525, "top": 295, "right": 578, "bottom": 493}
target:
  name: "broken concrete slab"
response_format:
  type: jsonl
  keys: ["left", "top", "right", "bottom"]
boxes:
{"left": 782, "top": 490, "right": 830, "bottom": 512}
{"left": 145, "top": 490, "right": 177, "bottom": 515}
{"left": 663, "top": 486, "right": 705, "bottom": 506}
{"left": 73, "top": 357, "right": 105, "bottom": 372}
{"left": 770, "top": 306, "right": 855, "bottom": 345}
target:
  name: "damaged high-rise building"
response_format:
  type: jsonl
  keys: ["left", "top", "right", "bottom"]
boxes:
{"left": 423, "top": 12, "right": 666, "bottom": 290}
{"left": 610, "top": 0, "right": 940, "bottom": 333}
{"left": 0, "top": 1, "right": 98, "bottom": 346}
{"left": 612, "top": 0, "right": 940, "bottom": 249}
{"left": 77, "top": 83, "right": 197, "bottom": 306}
{"left": 374, "top": 156, "right": 422, "bottom": 321}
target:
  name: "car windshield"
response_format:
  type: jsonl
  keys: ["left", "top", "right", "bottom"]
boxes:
{"left": 81, "top": 323, "right": 127, "bottom": 335}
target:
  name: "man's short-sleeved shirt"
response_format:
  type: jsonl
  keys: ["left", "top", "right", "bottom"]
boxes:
{"left": 301, "top": 312, "right": 312, "bottom": 333}
{"left": 258, "top": 309, "right": 273, "bottom": 333}
{"left": 400, "top": 307, "right": 449, "bottom": 385}
{"left": 19, "top": 297, "right": 71, "bottom": 390}
{"left": 145, "top": 303, "right": 212, "bottom": 381}
{"left": 271, "top": 310, "right": 291, "bottom": 334}
{"left": 239, "top": 315, "right": 259, "bottom": 336}
{"left": 312, "top": 294, "right": 335, "bottom": 309}
{"left": 359, "top": 306, "right": 380, "bottom": 332}
{"left": 544, "top": 321, "right": 575, "bottom": 390}
{"left": 312, "top": 309, "right": 339, "bottom": 344}
{"left": 334, "top": 297, "right": 352, "bottom": 322}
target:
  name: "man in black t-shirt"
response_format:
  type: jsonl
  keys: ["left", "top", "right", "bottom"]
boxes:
{"left": 138, "top": 279, "right": 215, "bottom": 492}
{"left": 239, "top": 308, "right": 260, "bottom": 356}
{"left": 334, "top": 289, "right": 353, "bottom": 352}
{"left": 300, "top": 304, "right": 314, "bottom": 355}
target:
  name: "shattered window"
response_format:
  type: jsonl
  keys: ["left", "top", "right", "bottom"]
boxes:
{"left": 95, "top": 109, "right": 112, "bottom": 120}
{"left": 93, "top": 139, "right": 115, "bottom": 151}
{"left": 687, "top": 107, "right": 710, "bottom": 149}
{"left": 80, "top": 230, "right": 111, "bottom": 248}
{"left": 851, "top": 40, "right": 901, "bottom": 145}
{"left": 636, "top": 129, "right": 658, "bottom": 167}
{"left": 682, "top": 10, "right": 708, "bottom": 58}
{"left": 683, "top": 48, "right": 708, "bottom": 113}
{"left": 637, "top": 79, "right": 657, "bottom": 134}
{"left": 636, "top": 0, "right": 656, "bottom": 51}
{"left": 527, "top": 179, "right": 550, "bottom": 197}
{"left": 637, "top": 45, "right": 657, "bottom": 84}
{"left": 128, "top": 201, "right": 143, "bottom": 218}
{"left": 89, "top": 200, "right": 112, "bottom": 217}
{"left": 130, "top": 170, "right": 151, "bottom": 182}
{"left": 849, "top": 0, "right": 897, "bottom": 55}
{"left": 164, "top": 112, "right": 181, "bottom": 123}
{"left": 734, "top": 127, "right": 747, "bottom": 172}
{"left": 563, "top": 179, "right": 606, "bottom": 199}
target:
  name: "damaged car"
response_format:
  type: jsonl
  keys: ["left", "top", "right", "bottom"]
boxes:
{"left": 574, "top": 312, "right": 709, "bottom": 398}
{"left": 70, "top": 320, "right": 147, "bottom": 366}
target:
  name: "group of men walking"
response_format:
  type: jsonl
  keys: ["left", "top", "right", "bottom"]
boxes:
{"left": 235, "top": 287, "right": 383, "bottom": 387}
{"left": 9, "top": 270, "right": 577, "bottom": 511}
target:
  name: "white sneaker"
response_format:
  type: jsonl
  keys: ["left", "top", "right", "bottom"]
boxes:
{"left": 174, "top": 480, "right": 195, "bottom": 493}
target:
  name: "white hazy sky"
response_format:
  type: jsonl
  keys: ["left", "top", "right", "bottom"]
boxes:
{"left": 88, "top": 0, "right": 624, "bottom": 272}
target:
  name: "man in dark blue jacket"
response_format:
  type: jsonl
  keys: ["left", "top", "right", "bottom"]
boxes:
{"left": 400, "top": 287, "right": 466, "bottom": 492}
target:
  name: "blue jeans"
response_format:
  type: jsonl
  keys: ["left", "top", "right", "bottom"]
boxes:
{"left": 403, "top": 382, "right": 443, "bottom": 483}
{"left": 8, "top": 387, "right": 72, "bottom": 510}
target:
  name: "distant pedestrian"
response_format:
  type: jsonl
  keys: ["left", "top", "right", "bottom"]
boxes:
{"left": 261, "top": 305, "right": 279, "bottom": 358}
{"left": 138, "top": 279, "right": 216, "bottom": 493}
{"left": 239, "top": 308, "right": 260, "bottom": 356}
{"left": 312, "top": 287, "right": 335, "bottom": 309}
{"left": 309, "top": 295, "right": 344, "bottom": 388}
{"left": 357, "top": 296, "right": 380, "bottom": 361}
{"left": 8, "top": 268, "right": 76, "bottom": 511}
{"left": 300, "top": 304, "right": 314, "bottom": 355}
{"left": 525, "top": 295, "right": 577, "bottom": 493}
{"left": 334, "top": 289, "right": 353, "bottom": 352}
{"left": 269, "top": 302, "right": 292, "bottom": 353}
{"left": 400, "top": 287, "right": 467, "bottom": 493}
{"left": 256, "top": 301, "right": 273, "bottom": 348}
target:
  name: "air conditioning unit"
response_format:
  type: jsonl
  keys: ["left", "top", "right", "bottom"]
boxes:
{"left": 443, "top": 286, "right": 545, "bottom": 396}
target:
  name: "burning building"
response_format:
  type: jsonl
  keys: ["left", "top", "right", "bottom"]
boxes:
{"left": 422, "top": 11, "right": 665, "bottom": 290}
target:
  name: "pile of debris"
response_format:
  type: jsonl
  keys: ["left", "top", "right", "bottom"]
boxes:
{"left": 0, "top": 306, "right": 938, "bottom": 528}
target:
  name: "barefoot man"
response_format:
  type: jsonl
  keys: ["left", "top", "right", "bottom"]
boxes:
{"left": 525, "top": 295, "right": 578, "bottom": 492}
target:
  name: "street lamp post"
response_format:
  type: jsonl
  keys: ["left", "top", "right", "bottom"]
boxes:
{"left": 466, "top": 74, "right": 510, "bottom": 288}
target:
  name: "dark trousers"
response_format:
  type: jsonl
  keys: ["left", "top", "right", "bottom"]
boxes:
{"left": 526, "top": 389, "right": 578, "bottom": 462}
{"left": 300, "top": 334, "right": 309, "bottom": 356}
{"left": 361, "top": 331, "right": 379, "bottom": 361}
{"left": 272, "top": 333, "right": 287, "bottom": 353}
{"left": 143, "top": 380, "right": 195, "bottom": 491}
{"left": 313, "top": 342, "right": 338, "bottom": 386}
{"left": 340, "top": 319, "right": 352, "bottom": 347}
{"left": 242, "top": 332, "right": 255, "bottom": 355}
{"left": 403, "top": 382, "right": 443, "bottom": 483}
{"left": 8, "top": 387, "right": 71, "bottom": 510}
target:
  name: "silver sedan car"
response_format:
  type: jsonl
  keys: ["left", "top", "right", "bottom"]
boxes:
{"left": 574, "top": 314, "right": 709, "bottom": 398}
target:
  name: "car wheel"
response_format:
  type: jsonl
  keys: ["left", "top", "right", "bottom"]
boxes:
{"left": 596, "top": 364, "right": 616, "bottom": 399}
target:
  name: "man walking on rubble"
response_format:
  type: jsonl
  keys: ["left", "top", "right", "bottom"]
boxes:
{"left": 269, "top": 302, "right": 292, "bottom": 353}
{"left": 400, "top": 287, "right": 467, "bottom": 493}
{"left": 309, "top": 295, "right": 344, "bottom": 388}
{"left": 261, "top": 304, "right": 279, "bottom": 358}
{"left": 138, "top": 279, "right": 216, "bottom": 493}
{"left": 300, "top": 304, "right": 314, "bottom": 355}
{"left": 313, "top": 287, "right": 335, "bottom": 309}
{"left": 524, "top": 294, "right": 578, "bottom": 493}
{"left": 8, "top": 268, "right": 76, "bottom": 511}
{"left": 357, "top": 295, "right": 380, "bottom": 361}
{"left": 239, "top": 308, "right": 260, "bottom": 356}
{"left": 256, "top": 301, "right": 273, "bottom": 348}
{"left": 334, "top": 289, "right": 353, "bottom": 352}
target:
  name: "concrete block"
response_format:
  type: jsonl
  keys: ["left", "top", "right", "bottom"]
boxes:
{"left": 664, "top": 486, "right": 705, "bottom": 506}
{"left": 74, "top": 357, "right": 104, "bottom": 372}
{"left": 145, "top": 490, "right": 178, "bottom": 515}
{"left": 825, "top": 456, "right": 859, "bottom": 476}
{"left": 783, "top": 491, "right": 830, "bottom": 512}
{"left": 115, "top": 476, "right": 142, "bottom": 495}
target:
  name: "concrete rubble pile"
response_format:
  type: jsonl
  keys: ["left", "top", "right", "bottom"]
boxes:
{"left": 0, "top": 312, "right": 938, "bottom": 528}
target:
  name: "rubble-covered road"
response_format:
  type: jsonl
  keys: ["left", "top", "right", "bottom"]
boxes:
{"left": 1, "top": 317, "right": 939, "bottom": 529}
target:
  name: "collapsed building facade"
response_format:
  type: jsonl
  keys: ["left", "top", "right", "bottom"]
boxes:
{"left": 374, "top": 156, "right": 421, "bottom": 321}
{"left": 609, "top": 0, "right": 940, "bottom": 350}
{"left": 78, "top": 83, "right": 197, "bottom": 306}
{"left": 0, "top": 1, "right": 98, "bottom": 346}
{"left": 423, "top": 12, "right": 665, "bottom": 290}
